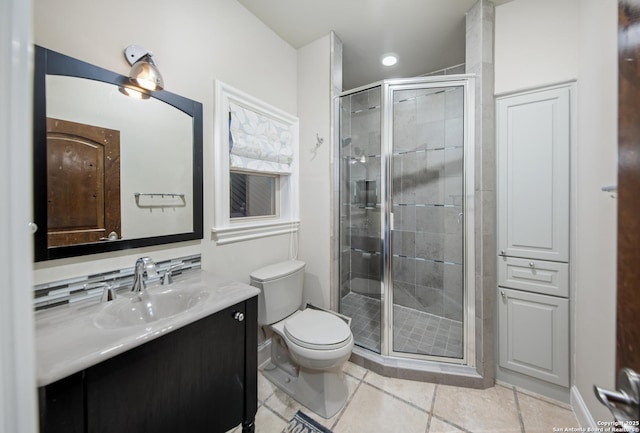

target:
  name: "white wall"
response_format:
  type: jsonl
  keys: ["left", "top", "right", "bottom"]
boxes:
{"left": 494, "top": 0, "right": 579, "bottom": 95}
{"left": 33, "top": 0, "right": 298, "bottom": 284}
{"left": 574, "top": 0, "right": 618, "bottom": 423}
{"left": 296, "top": 34, "right": 335, "bottom": 308}
{"left": 495, "top": 0, "right": 617, "bottom": 423}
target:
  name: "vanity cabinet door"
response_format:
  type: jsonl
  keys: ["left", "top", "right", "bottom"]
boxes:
{"left": 85, "top": 300, "right": 253, "bottom": 433}
{"left": 39, "top": 372, "right": 85, "bottom": 433}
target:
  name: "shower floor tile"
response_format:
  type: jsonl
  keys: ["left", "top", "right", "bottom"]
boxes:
{"left": 341, "top": 291, "right": 382, "bottom": 352}
{"left": 341, "top": 292, "right": 463, "bottom": 359}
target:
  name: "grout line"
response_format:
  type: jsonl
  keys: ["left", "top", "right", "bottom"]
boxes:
{"left": 329, "top": 370, "right": 367, "bottom": 431}
{"left": 262, "top": 400, "right": 291, "bottom": 424}
{"left": 257, "top": 372, "right": 293, "bottom": 425}
{"left": 421, "top": 383, "right": 483, "bottom": 433}
{"left": 425, "top": 383, "right": 438, "bottom": 432}
{"left": 428, "top": 414, "right": 474, "bottom": 433}
{"left": 501, "top": 380, "right": 574, "bottom": 411}
{"left": 512, "top": 385, "right": 526, "bottom": 433}
{"left": 362, "top": 379, "right": 432, "bottom": 415}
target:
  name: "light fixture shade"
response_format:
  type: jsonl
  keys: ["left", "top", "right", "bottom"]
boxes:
{"left": 129, "top": 54, "right": 164, "bottom": 91}
{"left": 118, "top": 85, "right": 150, "bottom": 99}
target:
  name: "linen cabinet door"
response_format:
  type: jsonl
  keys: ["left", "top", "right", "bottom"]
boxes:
{"left": 497, "top": 86, "right": 571, "bottom": 262}
{"left": 498, "top": 287, "right": 569, "bottom": 387}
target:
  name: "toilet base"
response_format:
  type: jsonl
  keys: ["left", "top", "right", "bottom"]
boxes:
{"left": 262, "top": 361, "right": 349, "bottom": 419}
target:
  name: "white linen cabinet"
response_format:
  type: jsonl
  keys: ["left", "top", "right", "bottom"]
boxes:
{"left": 496, "top": 84, "right": 573, "bottom": 396}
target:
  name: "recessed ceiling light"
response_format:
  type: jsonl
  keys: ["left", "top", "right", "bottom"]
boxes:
{"left": 381, "top": 54, "right": 398, "bottom": 67}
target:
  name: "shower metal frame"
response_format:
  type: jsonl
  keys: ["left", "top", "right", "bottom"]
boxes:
{"left": 334, "top": 75, "right": 476, "bottom": 366}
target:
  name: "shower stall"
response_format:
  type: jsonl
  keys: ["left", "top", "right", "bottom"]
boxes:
{"left": 337, "top": 76, "right": 475, "bottom": 365}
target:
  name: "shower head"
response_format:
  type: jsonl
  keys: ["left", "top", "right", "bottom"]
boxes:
{"left": 341, "top": 137, "right": 352, "bottom": 147}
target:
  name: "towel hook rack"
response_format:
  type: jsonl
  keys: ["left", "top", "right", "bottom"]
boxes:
{"left": 134, "top": 192, "right": 187, "bottom": 209}
{"left": 601, "top": 185, "right": 618, "bottom": 199}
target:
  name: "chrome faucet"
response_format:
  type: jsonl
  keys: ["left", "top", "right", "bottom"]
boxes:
{"left": 131, "top": 257, "right": 157, "bottom": 293}
{"left": 161, "top": 262, "right": 183, "bottom": 286}
{"left": 84, "top": 282, "right": 117, "bottom": 303}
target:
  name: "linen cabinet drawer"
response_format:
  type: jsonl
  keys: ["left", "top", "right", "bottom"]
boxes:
{"left": 498, "top": 257, "right": 568, "bottom": 297}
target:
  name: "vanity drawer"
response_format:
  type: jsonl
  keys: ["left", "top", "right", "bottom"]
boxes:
{"left": 498, "top": 257, "right": 568, "bottom": 297}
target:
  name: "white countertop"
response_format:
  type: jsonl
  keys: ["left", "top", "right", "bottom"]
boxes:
{"left": 35, "top": 270, "right": 260, "bottom": 387}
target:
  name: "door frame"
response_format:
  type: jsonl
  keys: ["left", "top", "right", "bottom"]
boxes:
{"left": 0, "top": 0, "right": 39, "bottom": 431}
{"left": 616, "top": 0, "right": 640, "bottom": 378}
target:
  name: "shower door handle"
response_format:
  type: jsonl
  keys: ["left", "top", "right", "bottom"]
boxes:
{"left": 457, "top": 212, "right": 463, "bottom": 224}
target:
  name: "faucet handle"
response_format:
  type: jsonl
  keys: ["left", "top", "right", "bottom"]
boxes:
{"left": 85, "top": 282, "right": 116, "bottom": 303}
{"left": 162, "top": 262, "right": 183, "bottom": 285}
{"left": 140, "top": 256, "right": 158, "bottom": 278}
{"left": 100, "top": 285, "right": 117, "bottom": 302}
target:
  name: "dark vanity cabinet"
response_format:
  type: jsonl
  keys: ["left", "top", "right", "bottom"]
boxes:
{"left": 39, "top": 297, "right": 258, "bottom": 433}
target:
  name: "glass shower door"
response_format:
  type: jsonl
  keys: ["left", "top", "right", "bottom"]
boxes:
{"left": 388, "top": 84, "right": 466, "bottom": 360}
{"left": 338, "top": 86, "right": 383, "bottom": 353}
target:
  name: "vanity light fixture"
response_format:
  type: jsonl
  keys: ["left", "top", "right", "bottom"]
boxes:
{"left": 381, "top": 53, "right": 398, "bottom": 67}
{"left": 118, "top": 86, "right": 150, "bottom": 100}
{"left": 124, "top": 44, "right": 164, "bottom": 91}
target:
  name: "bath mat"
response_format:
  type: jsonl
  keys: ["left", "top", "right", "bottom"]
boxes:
{"left": 283, "top": 410, "right": 333, "bottom": 433}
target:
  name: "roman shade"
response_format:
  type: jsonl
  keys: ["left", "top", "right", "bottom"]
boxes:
{"left": 229, "top": 103, "right": 293, "bottom": 174}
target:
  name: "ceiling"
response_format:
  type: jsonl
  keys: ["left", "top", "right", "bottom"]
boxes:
{"left": 237, "top": 0, "right": 510, "bottom": 90}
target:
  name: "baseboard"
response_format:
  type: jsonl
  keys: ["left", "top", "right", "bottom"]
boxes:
{"left": 571, "top": 385, "right": 596, "bottom": 428}
{"left": 258, "top": 338, "right": 271, "bottom": 368}
{"left": 495, "top": 366, "right": 570, "bottom": 403}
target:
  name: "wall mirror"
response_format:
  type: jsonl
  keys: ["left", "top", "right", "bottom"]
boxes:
{"left": 33, "top": 46, "right": 203, "bottom": 261}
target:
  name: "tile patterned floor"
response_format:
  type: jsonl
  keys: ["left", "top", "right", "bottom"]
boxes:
{"left": 341, "top": 292, "right": 463, "bottom": 358}
{"left": 228, "top": 362, "right": 580, "bottom": 433}
{"left": 340, "top": 292, "right": 382, "bottom": 351}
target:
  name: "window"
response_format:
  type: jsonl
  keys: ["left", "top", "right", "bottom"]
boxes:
{"left": 212, "top": 81, "right": 299, "bottom": 244}
{"left": 230, "top": 172, "right": 277, "bottom": 219}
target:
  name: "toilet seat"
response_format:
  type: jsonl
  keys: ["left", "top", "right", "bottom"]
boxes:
{"left": 284, "top": 309, "right": 351, "bottom": 350}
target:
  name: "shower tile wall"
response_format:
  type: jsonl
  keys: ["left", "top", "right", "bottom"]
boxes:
{"left": 391, "top": 87, "right": 464, "bottom": 326}
{"left": 340, "top": 88, "right": 382, "bottom": 302}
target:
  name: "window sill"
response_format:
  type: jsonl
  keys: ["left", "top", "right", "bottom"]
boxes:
{"left": 211, "top": 220, "right": 300, "bottom": 245}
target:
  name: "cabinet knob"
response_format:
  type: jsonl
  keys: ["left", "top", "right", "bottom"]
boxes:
{"left": 500, "top": 290, "right": 506, "bottom": 299}
{"left": 529, "top": 262, "right": 535, "bottom": 268}
{"left": 500, "top": 250, "right": 505, "bottom": 256}
{"left": 233, "top": 311, "right": 245, "bottom": 322}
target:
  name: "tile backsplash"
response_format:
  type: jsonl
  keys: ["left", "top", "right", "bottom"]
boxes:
{"left": 33, "top": 254, "right": 201, "bottom": 310}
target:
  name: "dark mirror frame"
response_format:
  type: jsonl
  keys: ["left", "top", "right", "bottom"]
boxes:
{"left": 33, "top": 45, "right": 203, "bottom": 262}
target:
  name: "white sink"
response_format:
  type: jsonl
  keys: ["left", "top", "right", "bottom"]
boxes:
{"left": 36, "top": 270, "right": 261, "bottom": 387}
{"left": 94, "top": 287, "right": 210, "bottom": 328}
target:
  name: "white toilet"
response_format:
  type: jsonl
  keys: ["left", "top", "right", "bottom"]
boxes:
{"left": 250, "top": 260, "right": 354, "bottom": 419}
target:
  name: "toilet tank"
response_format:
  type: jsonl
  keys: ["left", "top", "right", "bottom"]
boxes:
{"left": 250, "top": 260, "right": 305, "bottom": 326}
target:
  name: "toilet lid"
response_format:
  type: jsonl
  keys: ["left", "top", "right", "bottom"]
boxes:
{"left": 284, "top": 309, "right": 352, "bottom": 350}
